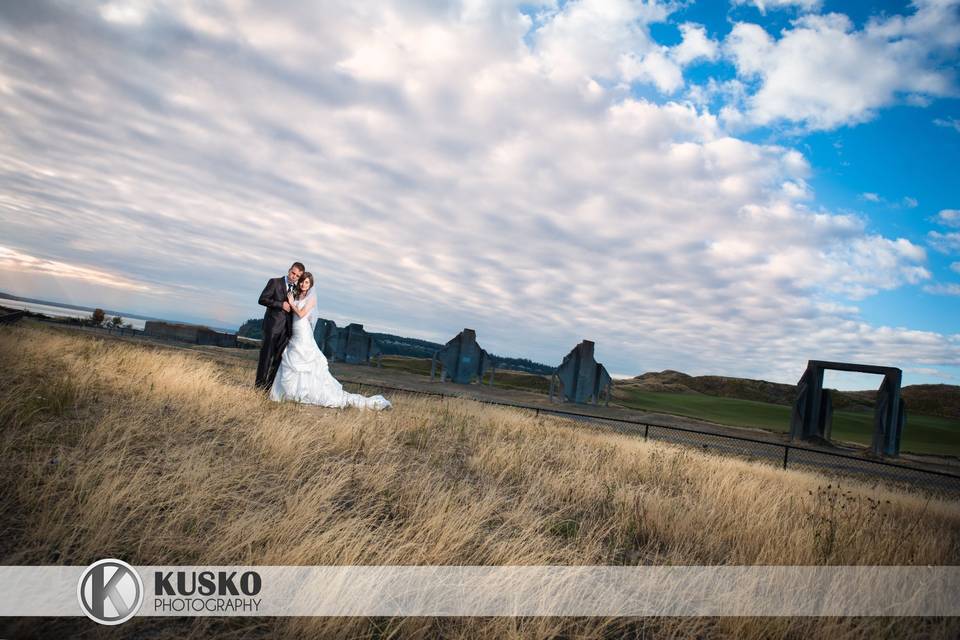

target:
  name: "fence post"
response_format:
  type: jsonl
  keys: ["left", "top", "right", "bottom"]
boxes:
{"left": 644, "top": 424, "right": 649, "bottom": 441}
{"left": 782, "top": 445, "right": 789, "bottom": 470}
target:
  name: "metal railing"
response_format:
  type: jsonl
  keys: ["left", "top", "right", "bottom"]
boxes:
{"left": 340, "top": 379, "right": 960, "bottom": 498}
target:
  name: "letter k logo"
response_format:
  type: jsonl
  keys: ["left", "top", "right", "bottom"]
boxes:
{"left": 78, "top": 559, "right": 144, "bottom": 625}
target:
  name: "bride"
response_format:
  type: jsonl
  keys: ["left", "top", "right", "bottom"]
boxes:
{"left": 269, "top": 272, "right": 391, "bottom": 410}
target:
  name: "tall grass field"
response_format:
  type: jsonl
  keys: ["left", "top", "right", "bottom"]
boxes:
{"left": 2, "top": 324, "right": 959, "bottom": 639}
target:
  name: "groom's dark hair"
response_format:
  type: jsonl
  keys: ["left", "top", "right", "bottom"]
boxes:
{"left": 291, "top": 261, "right": 306, "bottom": 272}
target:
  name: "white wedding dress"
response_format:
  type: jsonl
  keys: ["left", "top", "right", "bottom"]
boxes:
{"left": 269, "top": 297, "right": 391, "bottom": 410}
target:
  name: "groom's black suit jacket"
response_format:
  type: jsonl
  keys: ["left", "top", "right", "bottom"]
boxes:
{"left": 255, "top": 276, "right": 295, "bottom": 388}
{"left": 259, "top": 277, "right": 294, "bottom": 336}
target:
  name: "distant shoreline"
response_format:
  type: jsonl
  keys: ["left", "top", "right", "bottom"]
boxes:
{"left": 0, "top": 292, "right": 236, "bottom": 334}
{"left": 0, "top": 291, "right": 158, "bottom": 321}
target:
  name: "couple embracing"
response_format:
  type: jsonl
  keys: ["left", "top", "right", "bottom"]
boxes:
{"left": 254, "top": 262, "right": 391, "bottom": 411}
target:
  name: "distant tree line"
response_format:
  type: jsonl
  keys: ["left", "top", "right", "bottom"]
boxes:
{"left": 369, "top": 333, "right": 443, "bottom": 359}
{"left": 237, "top": 318, "right": 264, "bottom": 339}
{"left": 88, "top": 308, "right": 131, "bottom": 328}
{"left": 491, "top": 356, "right": 553, "bottom": 376}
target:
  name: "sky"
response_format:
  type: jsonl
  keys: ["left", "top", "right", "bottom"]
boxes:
{"left": 0, "top": 0, "right": 958, "bottom": 388}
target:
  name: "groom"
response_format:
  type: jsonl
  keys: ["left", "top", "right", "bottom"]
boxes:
{"left": 255, "top": 261, "right": 305, "bottom": 390}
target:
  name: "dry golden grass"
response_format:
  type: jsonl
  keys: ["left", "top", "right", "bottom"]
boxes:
{"left": 1, "top": 323, "right": 959, "bottom": 639}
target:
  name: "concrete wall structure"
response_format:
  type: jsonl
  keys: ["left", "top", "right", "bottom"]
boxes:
{"left": 789, "top": 360, "right": 906, "bottom": 456}
{"left": 549, "top": 340, "right": 612, "bottom": 406}
{"left": 430, "top": 328, "right": 495, "bottom": 385}
{"left": 316, "top": 319, "right": 382, "bottom": 366}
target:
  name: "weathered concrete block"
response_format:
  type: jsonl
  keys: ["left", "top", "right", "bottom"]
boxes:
{"left": 316, "top": 319, "right": 381, "bottom": 366}
{"left": 549, "top": 340, "right": 612, "bottom": 406}
{"left": 789, "top": 360, "right": 905, "bottom": 456}
{"left": 431, "top": 328, "right": 495, "bottom": 385}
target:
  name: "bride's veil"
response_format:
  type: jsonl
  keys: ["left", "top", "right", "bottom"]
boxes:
{"left": 303, "top": 287, "right": 321, "bottom": 330}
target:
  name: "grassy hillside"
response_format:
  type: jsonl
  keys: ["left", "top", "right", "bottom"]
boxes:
{"left": 901, "top": 384, "right": 960, "bottom": 420}
{"left": 629, "top": 370, "right": 800, "bottom": 405}
{"left": 2, "top": 324, "right": 960, "bottom": 638}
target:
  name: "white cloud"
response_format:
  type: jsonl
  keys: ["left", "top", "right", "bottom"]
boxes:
{"left": 532, "top": 3, "right": 719, "bottom": 95}
{"left": 671, "top": 23, "right": 719, "bottom": 66}
{"left": 781, "top": 179, "right": 811, "bottom": 200}
{"left": 724, "top": 22, "right": 773, "bottom": 76}
{"left": 859, "top": 193, "right": 919, "bottom": 208}
{"left": 533, "top": 0, "right": 671, "bottom": 85}
{"left": 923, "top": 282, "right": 960, "bottom": 296}
{"left": 0, "top": 0, "right": 955, "bottom": 382}
{"left": 686, "top": 78, "right": 754, "bottom": 131}
{"left": 731, "top": 0, "right": 822, "bottom": 14}
{"left": 908, "top": 366, "right": 954, "bottom": 379}
{"left": 929, "top": 231, "right": 960, "bottom": 253}
{"left": 724, "top": 2, "right": 960, "bottom": 130}
{"left": 934, "top": 209, "right": 960, "bottom": 227}
{"left": 98, "top": 0, "right": 153, "bottom": 26}
{"left": 951, "top": 262, "right": 960, "bottom": 274}
{"left": 619, "top": 48, "right": 684, "bottom": 93}
{"left": 0, "top": 245, "right": 153, "bottom": 292}
{"left": 935, "top": 117, "right": 960, "bottom": 132}
{"left": 817, "top": 237, "right": 929, "bottom": 299}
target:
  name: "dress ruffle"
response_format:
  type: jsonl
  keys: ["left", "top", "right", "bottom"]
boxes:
{"left": 269, "top": 311, "right": 391, "bottom": 410}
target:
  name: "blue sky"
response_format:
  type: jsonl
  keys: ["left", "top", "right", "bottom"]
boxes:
{"left": 0, "top": 0, "right": 958, "bottom": 388}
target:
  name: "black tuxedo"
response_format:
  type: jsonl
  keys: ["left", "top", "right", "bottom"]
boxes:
{"left": 255, "top": 276, "right": 295, "bottom": 389}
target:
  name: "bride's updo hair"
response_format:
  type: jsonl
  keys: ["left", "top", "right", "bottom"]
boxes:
{"left": 295, "top": 272, "right": 314, "bottom": 299}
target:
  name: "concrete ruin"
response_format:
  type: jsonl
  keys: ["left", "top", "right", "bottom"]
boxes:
{"left": 789, "top": 360, "right": 906, "bottom": 457}
{"left": 430, "top": 328, "right": 495, "bottom": 385}
{"left": 144, "top": 321, "right": 238, "bottom": 348}
{"left": 549, "top": 340, "right": 612, "bottom": 406}
{"left": 315, "top": 319, "right": 339, "bottom": 360}
{"left": 316, "top": 319, "right": 382, "bottom": 366}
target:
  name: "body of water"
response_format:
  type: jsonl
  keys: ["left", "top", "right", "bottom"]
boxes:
{"left": 0, "top": 298, "right": 148, "bottom": 330}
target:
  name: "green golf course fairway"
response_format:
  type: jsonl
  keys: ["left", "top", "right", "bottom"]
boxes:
{"left": 614, "top": 388, "right": 960, "bottom": 458}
